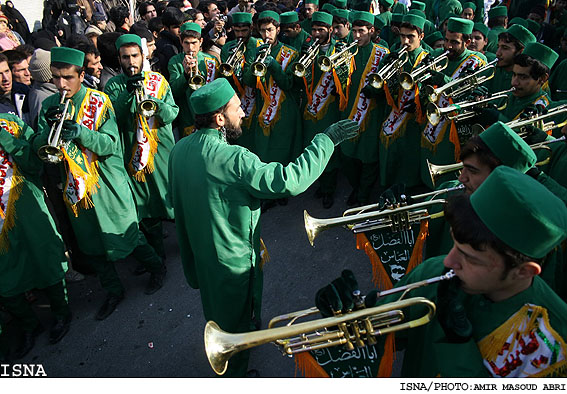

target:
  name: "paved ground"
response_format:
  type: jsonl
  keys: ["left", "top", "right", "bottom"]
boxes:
{"left": 5, "top": 174, "right": 390, "bottom": 377}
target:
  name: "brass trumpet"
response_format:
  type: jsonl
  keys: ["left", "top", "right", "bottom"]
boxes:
{"left": 292, "top": 38, "right": 320, "bottom": 78}
{"left": 251, "top": 44, "right": 272, "bottom": 77}
{"left": 219, "top": 38, "right": 245, "bottom": 77}
{"left": 129, "top": 67, "right": 157, "bottom": 118}
{"left": 528, "top": 136, "right": 567, "bottom": 166}
{"left": 318, "top": 40, "right": 358, "bottom": 72}
{"left": 205, "top": 269, "right": 456, "bottom": 375}
{"left": 398, "top": 51, "right": 449, "bottom": 91}
{"left": 426, "top": 88, "right": 514, "bottom": 126}
{"left": 507, "top": 104, "right": 567, "bottom": 135}
{"left": 426, "top": 58, "right": 498, "bottom": 103}
{"left": 367, "top": 46, "right": 409, "bottom": 89}
{"left": 426, "top": 160, "right": 464, "bottom": 187}
{"left": 38, "top": 90, "right": 75, "bottom": 164}
{"left": 186, "top": 54, "right": 205, "bottom": 90}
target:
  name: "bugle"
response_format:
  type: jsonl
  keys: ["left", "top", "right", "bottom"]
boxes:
{"left": 292, "top": 38, "right": 320, "bottom": 78}
{"left": 427, "top": 58, "right": 498, "bottom": 103}
{"left": 398, "top": 51, "right": 449, "bottom": 91}
{"left": 426, "top": 160, "right": 464, "bottom": 187}
{"left": 187, "top": 54, "right": 206, "bottom": 90}
{"left": 219, "top": 38, "right": 245, "bottom": 77}
{"left": 367, "top": 46, "right": 409, "bottom": 89}
{"left": 318, "top": 40, "right": 358, "bottom": 72}
{"left": 251, "top": 44, "right": 272, "bottom": 77}
{"left": 529, "top": 136, "right": 567, "bottom": 166}
{"left": 426, "top": 88, "right": 513, "bottom": 126}
{"left": 37, "top": 91, "right": 75, "bottom": 164}
{"left": 205, "top": 269, "right": 456, "bottom": 375}
{"left": 129, "top": 67, "right": 157, "bottom": 118}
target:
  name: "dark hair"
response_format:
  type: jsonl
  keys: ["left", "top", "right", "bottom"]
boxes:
{"left": 459, "top": 135, "right": 502, "bottom": 170}
{"left": 156, "top": 1, "right": 168, "bottom": 16}
{"left": 197, "top": 0, "right": 214, "bottom": 15}
{"left": 258, "top": 17, "right": 280, "bottom": 28}
{"left": 148, "top": 16, "right": 164, "bottom": 33}
{"left": 50, "top": 61, "right": 84, "bottom": 75}
{"left": 445, "top": 194, "right": 542, "bottom": 275}
{"left": 497, "top": 31, "right": 524, "bottom": 52}
{"left": 488, "top": 15, "right": 507, "bottom": 28}
{"left": 15, "top": 44, "right": 34, "bottom": 57}
{"left": 130, "top": 22, "right": 155, "bottom": 42}
{"left": 74, "top": 42, "right": 100, "bottom": 66}
{"left": 447, "top": 31, "right": 472, "bottom": 42}
{"left": 400, "top": 21, "right": 423, "bottom": 36}
{"left": 280, "top": 21, "right": 301, "bottom": 29}
{"left": 194, "top": 101, "right": 230, "bottom": 129}
{"left": 352, "top": 20, "right": 373, "bottom": 28}
{"left": 0, "top": 53, "right": 8, "bottom": 65}
{"left": 514, "top": 53, "right": 550, "bottom": 80}
{"left": 109, "top": 5, "right": 130, "bottom": 27}
{"left": 161, "top": 7, "right": 184, "bottom": 27}
{"left": 217, "top": 1, "right": 228, "bottom": 13}
{"left": 3, "top": 49, "right": 27, "bottom": 69}
{"left": 332, "top": 16, "right": 348, "bottom": 25}
{"left": 97, "top": 32, "right": 123, "bottom": 70}
{"left": 138, "top": 2, "right": 155, "bottom": 16}
{"left": 311, "top": 21, "right": 331, "bottom": 29}
{"left": 167, "top": 0, "right": 185, "bottom": 10}
{"left": 185, "top": 8, "right": 201, "bottom": 21}
{"left": 180, "top": 29, "right": 201, "bottom": 40}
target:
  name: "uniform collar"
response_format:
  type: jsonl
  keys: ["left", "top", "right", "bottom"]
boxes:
{"left": 198, "top": 127, "right": 227, "bottom": 141}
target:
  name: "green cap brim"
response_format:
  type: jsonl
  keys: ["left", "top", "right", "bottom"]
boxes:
{"left": 51, "top": 47, "right": 84, "bottom": 67}
{"left": 180, "top": 22, "right": 202, "bottom": 34}
{"left": 115, "top": 33, "right": 142, "bottom": 51}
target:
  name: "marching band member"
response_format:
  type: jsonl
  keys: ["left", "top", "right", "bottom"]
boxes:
{"left": 168, "top": 78, "right": 358, "bottom": 376}
{"left": 36, "top": 47, "right": 166, "bottom": 321}
{"left": 331, "top": 8, "right": 351, "bottom": 43}
{"left": 486, "top": 6, "right": 508, "bottom": 53}
{"left": 280, "top": 11, "right": 311, "bottom": 52}
{"left": 468, "top": 23, "right": 496, "bottom": 63}
{"left": 301, "top": 0, "right": 319, "bottom": 34}
{"left": 104, "top": 34, "right": 179, "bottom": 262}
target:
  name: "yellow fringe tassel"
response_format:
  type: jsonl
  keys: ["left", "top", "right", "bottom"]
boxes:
{"left": 414, "top": 85, "right": 426, "bottom": 124}
{"left": 407, "top": 220, "right": 429, "bottom": 274}
{"left": 259, "top": 238, "right": 270, "bottom": 270}
{"left": 294, "top": 352, "right": 329, "bottom": 377}
{"left": 129, "top": 116, "right": 159, "bottom": 182}
{"left": 0, "top": 170, "right": 23, "bottom": 254}
{"left": 356, "top": 233, "right": 394, "bottom": 290}
{"left": 377, "top": 333, "right": 396, "bottom": 377}
{"left": 384, "top": 82, "right": 398, "bottom": 111}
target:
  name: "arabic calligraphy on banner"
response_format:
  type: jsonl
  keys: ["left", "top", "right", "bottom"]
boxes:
{"left": 310, "top": 344, "right": 382, "bottom": 378}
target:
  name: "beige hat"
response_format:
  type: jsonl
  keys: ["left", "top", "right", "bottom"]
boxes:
{"left": 85, "top": 24, "right": 103, "bottom": 37}
{"left": 29, "top": 48, "right": 52, "bottom": 83}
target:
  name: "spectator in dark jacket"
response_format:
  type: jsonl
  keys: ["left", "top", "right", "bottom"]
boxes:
{"left": 154, "top": 7, "right": 184, "bottom": 78}
{"left": 98, "top": 31, "right": 123, "bottom": 90}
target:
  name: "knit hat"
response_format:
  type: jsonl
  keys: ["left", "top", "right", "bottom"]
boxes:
{"left": 29, "top": 49, "right": 52, "bottom": 83}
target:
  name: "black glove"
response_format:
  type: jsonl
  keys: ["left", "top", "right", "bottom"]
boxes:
{"left": 378, "top": 183, "right": 406, "bottom": 209}
{"left": 315, "top": 270, "right": 360, "bottom": 317}
{"left": 466, "top": 85, "right": 489, "bottom": 101}
{"left": 383, "top": 50, "right": 399, "bottom": 64}
{"left": 361, "top": 84, "right": 382, "bottom": 99}
{"left": 323, "top": 119, "right": 359, "bottom": 146}
{"left": 126, "top": 73, "right": 145, "bottom": 93}
{"left": 526, "top": 166, "right": 541, "bottom": 179}
{"left": 60, "top": 120, "right": 83, "bottom": 141}
{"left": 426, "top": 70, "right": 447, "bottom": 87}
{"left": 45, "top": 104, "right": 66, "bottom": 128}
{"left": 521, "top": 125, "right": 548, "bottom": 145}
{"left": 520, "top": 104, "right": 547, "bottom": 119}
{"left": 436, "top": 269, "right": 472, "bottom": 343}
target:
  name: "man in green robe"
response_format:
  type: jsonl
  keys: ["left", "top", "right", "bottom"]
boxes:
{"left": 331, "top": 9, "right": 352, "bottom": 43}
{"left": 468, "top": 23, "right": 496, "bottom": 63}
{"left": 104, "top": 34, "right": 179, "bottom": 262}
{"left": 36, "top": 47, "right": 166, "bottom": 321}
{"left": 486, "top": 6, "right": 508, "bottom": 53}
{"left": 377, "top": 0, "right": 393, "bottom": 26}
{"left": 280, "top": 11, "right": 311, "bottom": 52}
{"left": 301, "top": 0, "right": 319, "bottom": 33}
{"left": 168, "top": 78, "right": 358, "bottom": 376}
{"left": 0, "top": 113, "right": 70, "bottom": 359}
{"left": 168, "top": 22, "right": 218, "bottom": 137}
{"left": 485, "top": 24, "right": 535, "bottom": 95}
{"left": 340, "top": 11, "right": 389, "bottom": 206}
{"left": 318, "top": 166, "right": 567, "bottom": 377}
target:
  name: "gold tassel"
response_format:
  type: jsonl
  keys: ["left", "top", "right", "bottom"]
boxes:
{"left": 0, "top": 170, "right": 23, "bottom": 254}
{"left": 294, "top": 352, "right": 329, "bottom": 377}
{"left": 379, "top": 115, "right": 410, "bottom": 149}
{"left": 356, "top": 233, "right": 394, "bottom": 290}
{"left": 407, "top": 220, "right": 429, "bottom": 274}
{"left": 259, "top": 238, "right": 270, "bottom": 269}
{"left": 377, "top": 333, "right": 396, "bottom": 377}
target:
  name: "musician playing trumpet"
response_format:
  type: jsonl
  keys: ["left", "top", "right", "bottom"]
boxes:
{"left": 104, "top": 34, "right": 179, "bottom": 263}
{"left": 168, "top": 22, "right": 218, "bottom": 136}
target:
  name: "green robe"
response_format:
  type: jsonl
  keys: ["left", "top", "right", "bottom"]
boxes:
{"left": 281, "top": 29, "right": 311, "bottom": 52}
{"left": 300, "top": 18, "right": 312, "bottom": 34}
{"left": 486, "top": 26, "right": 506, "bottom": 54}
{"left": 498, "top": 89, "right": 550, "bottom": 122}
{"left": 378, "top": 10, "right": 391, "bottom": 26}
{"left": 429, "top": 0, "right": 462, "bottom": 25}
{"left": 243, "top": 41, "right": 302, "bottom": 164}
{"left": 104, "top": 71, "right": 178, "bottom": 220}
{"left": 379, "top": 256, "right": 567, "bottom": 377}
{"left": 379, "top": 46, "right": 429, "bottom": 188}
{"left": 340, "top": 41, "right": 390, "bottom": 163}
{"left": 485, "top": 66, "right": 513, "bottom": 95}
{"left": 168, "top": 51, "right": 218, "bottom": 136}
{"left": 549, "top": 59, "right": 567, "bottom": 102}
{"left": 168, "top": 128, "right": 334, "bottom": 349}
{"left": 0, "top": 114, "right": 67, "bottom": 297}
{"left": 36, "top": 86, "right": 139, "bottom": 261}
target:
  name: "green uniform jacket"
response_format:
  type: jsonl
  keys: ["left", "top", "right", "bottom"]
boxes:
{"left": 498, "top": 89, "right": 550, "bottom": 122}
{"left": 281, "top": 29, "right": 311, "bottom": 52}
{"left": 0, "top": 114, "right": 67, "bottom": 297}
{"left": 380, "top": 256, "right": 567, "bottom": 377}
{"left": 167, "top": 129, "right": 334, "bottom": 332}
{"left": 486, "top": 26, "right": 506, "bottom": 54}
{"left": 340, "top": 42, "right": 389, "bottom": 163}
{"left": 485, "top": 66, "right": 512, "bottom": 95}
{"left": 104, "top": 72, "right": 178, "bottom": 220}
{"left": 300, "top": 18, "right": 312, "bottom": 34}
{"left": 36, "top": 86, "right": 139, "bottom": 261}
{"left": 549, "top": 59, "right": 567, "bottom": 102}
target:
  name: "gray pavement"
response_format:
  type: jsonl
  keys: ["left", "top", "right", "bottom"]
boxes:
{"left": 11, "top": 174, "right": 381, "bottom": 377}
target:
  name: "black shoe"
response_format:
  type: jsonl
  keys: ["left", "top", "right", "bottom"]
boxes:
{"left": 95, "top": 293, "right": 124, "bottom": 321}
{"left": 144, "top": 265, "right": 166, "bottom": 295}
{"left": 12, "top": 325, "right": 43, "bottom": 360}
{"left": 277, "top": 198, "right": 288, "bottom": 206}
{"left": 246, "top": 369, "right": 260, "bottom": 378}
{"left": 347, "top": 189, "right": 359, "bottom": 207}
{"left": 49, "top": 314, "right": 72, "bottom": 344}
{"left": 131, "top": 263, "right": 147, "bottom": 276}
{"left": 322, "top": 194, "right": 334, "bottom": 209}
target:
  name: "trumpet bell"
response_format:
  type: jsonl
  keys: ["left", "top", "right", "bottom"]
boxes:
{"left": 293, "top": 62, "right": 306, "bottom": 78}
{"left": 219, "top": 63, "right": 234, "bottom": 77}
{"left": 399, "top": 72, "right": 414, "bottom": 91}
{"left": 138, "top": 99, "right": 157, "bottom": 118}
{"left": 189, "top": 74, "right": 205, "bottom": 90}
{"left": 38, "top": 145, "right": 65, "bottom": 164}
{"left": 205, "top": 321, "right": 237, "bottom": 376}
{"left": 318, "top": 56, "right": 332, "bottom": 72}
{"left": 426, "top": 102, "right": 442, "bottom": 126}
{"left": 368, "top": 73, "right": 384, "bottom": 89}
{"left": 252, "top": 62, "right": 267, "bottom": 77}
{"left": 426, "top": 159, "right": 464, "bottom": 187}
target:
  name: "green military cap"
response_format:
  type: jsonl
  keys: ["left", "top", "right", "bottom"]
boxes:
{"left": 312, "top": 11, "right": 333, "bottom": 25}
{"left": 470, "top": 166, "right": 567, "bottom": 259}
{"left": 508, "top": 17, "right": 526, "bottom": 27}
{"left": 379, "top": 0, "right": 394, "bottom": 7}
{"left": 525, "top": 18, "right": 541, "bottom": 35}
{"left": 410, "top": 1, "right": 426, "bottom": 11}
{"left": 258, "top": 10, "right": 280, "bottom": 23}
{"left": 488, "top": 5, "right": 507, "bottom": 19}
{"left": 479, "top": 121, "right": 536, "bottom": 173}
{"left": 304, "top": 0, "right": 319, "bottom": 4}
{"left": 190, "top": 78, "right": 235, "bottom": 115}
{"left": 374, "top": 15, "right": 385, "bottom": 30}
{"left": 279, "top": 11, "right": 299, "bottom": 24}
{"left": 402, "top": 14, "right": 425, "bottom": 30}
{"left": 425, "top": 31, "right": 444, "bottom": 46}
{"left": 332, "top": 8, "right": 349, "bottom": 20}
{"left": 180, "top": 22, "right": 201, "bottom": 34}
{"left": 523, "top": 42, "right": 559, "bottom": 69}
{"left": 447, "top": 17, "right": 474, "bottom": 34}
{"left": 232, "top": 12, "right": 252, "bottom": 25}
{"left": 50, "top": 47, "right": 84, "bottom": 67}
{"left": 462, "top": 2, "right": 476, "bottom": 11}
{"left": 352, "top": 11, "right": 375, "bottom": 25}
{"left": 473, "top": 22, "right": 489, "bottom": 38}
{"left": 321, "top": 3, "right": 336, "bottom": 14}
{"left": 334, "top": 0, "right": 347, "bottom": 9}
{"left": 391, "top": 13, "right": 403, "bottom": 24}
{"left": 504, "top": 24, "right": 536, "bottom": 47}
{"left": 115, "top": 33, "right": 142, "bottom": 51}
{"left": 442, "top": 12, "right": 458, "bottom": 25}
{"left": 409, "top": 9, "right": 426, "bottom": 18}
